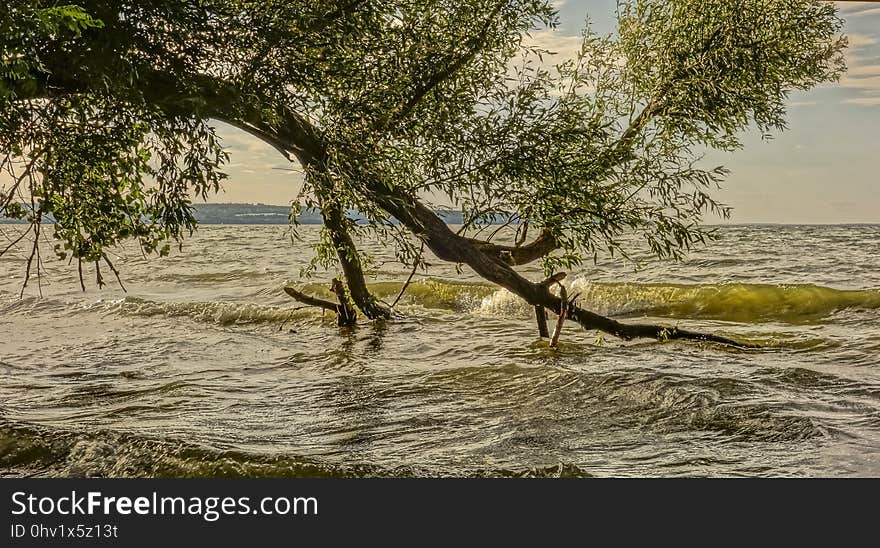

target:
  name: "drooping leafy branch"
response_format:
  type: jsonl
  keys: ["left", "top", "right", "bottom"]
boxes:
{"left": 0, "top": 0, "right": 847, "bottom": 345}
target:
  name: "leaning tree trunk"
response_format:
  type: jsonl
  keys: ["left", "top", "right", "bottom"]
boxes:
{"left": 316, "top": 188, "right": 392, "bottom": 320}
{"left": 35, "top": 69, "right": 752, "bottom": 347}
{"left": 240, "top": 113, "right": 390, "bottom": 323}
{"left": 372, "top": 194, "right": 755, "bottom": 348}
{"left": 233, "top": 103, "right": 755, "bottom": 348}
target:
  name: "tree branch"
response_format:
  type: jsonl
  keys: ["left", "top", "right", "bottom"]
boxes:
{"left": 386, "top": 1, "right": 508, "bottom": 127}
{"left": 283, "top": 286, "right": 338, "bottom": 312}
{"left": 258, "top": 107, "right": 754, "bottom": 348}
{"left": 25, "top": 64, "right": 754, "bottom": 348}
{"left": 467, "top": 229, "right": 559, "bottom": 265}
{"left": 284, "top": 278, "right": 358, "bottom": 327}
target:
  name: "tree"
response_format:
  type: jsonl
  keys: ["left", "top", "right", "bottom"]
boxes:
{"left": 1, "top": 0, "right": 847, "bottom": 345}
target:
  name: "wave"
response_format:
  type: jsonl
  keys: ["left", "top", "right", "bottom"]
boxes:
{"left": 0, "top": 420, "right": 592, "bottom": 478}
{"left": 373, "top": 278, "right": 879, "bottom": 324}
{"left": 369, "top": 279, "right": 496, "bottom": 311}
{"left": 12, "top": 279, "right": 877, "bottom": 326}
{"left": 567, "top": 281, "right": 880, "bottom": 323}
{"left": 422, "top": 364, "right": 828, "bottom": 443}
{"left": 112, "top": 296, "right": 321, "bottom": 326}
{"left": 478, "top": 280, "right": 880, "bottom": 324}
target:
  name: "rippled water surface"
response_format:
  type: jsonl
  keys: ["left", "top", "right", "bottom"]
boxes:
{"left": 1, "top": 224, "right": 879, "bottom": 477}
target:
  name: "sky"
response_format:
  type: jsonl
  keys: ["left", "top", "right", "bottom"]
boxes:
{"left": 213, "top": 1, "right": 880, "bottom": 224}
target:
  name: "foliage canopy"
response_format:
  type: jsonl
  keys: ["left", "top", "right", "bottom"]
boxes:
{"left": 0, "top": 0, "right": 847, "bottom": 342}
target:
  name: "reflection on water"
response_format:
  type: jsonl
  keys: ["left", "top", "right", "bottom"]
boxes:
{"left": 1, "top": 224, "right": 879, "bottom": 477}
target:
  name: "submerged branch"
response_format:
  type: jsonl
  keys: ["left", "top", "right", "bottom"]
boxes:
{"left": 283, "top": 286, "right": 338, "bottom": 312}
{"left": 564, "top": 303, "right": 757, "bottom": 348}
{"left": 535, "top": 306, "right": 549, "bottom": 338}
{"left": 549, "top": 284, "right": 568, "bottom": 349}
{"left": 283, "top": 278, "right": 358, "bottom": 327}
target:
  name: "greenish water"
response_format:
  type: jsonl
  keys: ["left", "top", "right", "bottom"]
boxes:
{"left": 1, "top": 224, "right": 879, "bottom": 477}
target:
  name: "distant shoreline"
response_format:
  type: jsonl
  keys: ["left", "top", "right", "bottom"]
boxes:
{"left": 0, "top": 203, "right": 485, "bottom": 226}
{"left": 1, "top": 203, "right": 877, "bottom": 226}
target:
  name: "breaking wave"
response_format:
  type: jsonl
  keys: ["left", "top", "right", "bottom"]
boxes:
{"left": 477, "top": 280, "right": 880, "bottom": 324}
{"left": 0, "top": 420, "right": 592, "bottom": 478}
{"left": 9, "top": 279, "right": 877, "bottom": 326}
{"left": 112, "top": 296, "right": 320, "bottom": 325}
{"left": 565, "top": 280, "right": 880, "bottom": 323}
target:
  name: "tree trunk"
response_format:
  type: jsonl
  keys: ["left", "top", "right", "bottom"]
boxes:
{"left": 535, "top": 306, "right": 549, "bottom": 338}
{"left": 260, "top": 108, "right": 755, "bottom": 349}
{"left": 317, "top": 192, "right": 392, "bottom": 320}
{"left": 31, "top": 70, "right": 752, "bottom": 348}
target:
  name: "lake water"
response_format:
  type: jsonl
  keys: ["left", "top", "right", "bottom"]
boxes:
{"left": 1, "top": 224, "right": 879, "bottom": 477}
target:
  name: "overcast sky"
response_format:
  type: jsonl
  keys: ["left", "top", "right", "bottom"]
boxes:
{"left": 214, "top": 1, "right": 880, "bottom": 224}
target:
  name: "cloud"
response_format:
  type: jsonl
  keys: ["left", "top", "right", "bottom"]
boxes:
{"left": 847, "top": 33, "right": 879, "bottom": 51}
{"left": 839, "top": 32, "right": 880, "bottom": 106}
{"left": 835, "top": 2, "right": 880, "bottom": 15}
{"left": 843, "top": 96, "right": 880, "bottom": 105}
{"left": 839, "top": 74, "right": 880, "bottom": 90}
{"left": 523, "top": 29, "right": 584, "bottom": 62}
{"left": 847, "top": 63, "right": 880, "bottom": 77}
{"left": 851, "top": 7, "right": 880, "bottom": 17}
{"left": 836, "top": 2, "right": 880, "bottom": 18}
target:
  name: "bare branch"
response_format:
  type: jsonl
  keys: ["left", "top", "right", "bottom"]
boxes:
{"left": 550, "top": 284, "right": 568, "bottom": 348}
{"left": 283, "top": 286, "right": 339, "bottom": 312}
{"left": 0, "top": 227, "right": 30, "bottom": 257}
{"left": 390, "top": 243, "right": 424, "bottom": 308}
{"left": 102, "top": 253, "right": 127, "bottom": 292}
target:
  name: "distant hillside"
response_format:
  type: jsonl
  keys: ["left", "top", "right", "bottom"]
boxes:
{"left": 1, "top": 204, "right": 495, "bottom": 225}
{"left": 192, "top": 203, "right": 473, "bottom": 225}
{"left": 192, "top": 203, "right": 306, "bottom": 224}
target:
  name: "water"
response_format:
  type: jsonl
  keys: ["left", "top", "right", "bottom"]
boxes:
{"left": 1, "top": 224, "right": 879, "bottom": 477}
